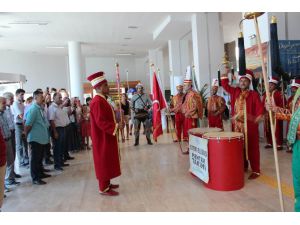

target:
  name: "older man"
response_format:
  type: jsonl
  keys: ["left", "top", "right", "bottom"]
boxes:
{"left": 87, "top": 71, "right": 121, "bottom": 196}
{"left": 3, "top": 92, "right": 21, "bottom": 179}
{"left": 0, "top": 97, "right": 20, "bottom": 187}
{"left": 0, "top": 130, "right": 6, "bottom": 212}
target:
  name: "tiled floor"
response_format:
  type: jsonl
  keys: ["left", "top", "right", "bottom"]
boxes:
{"left": 1, "top": 129, "right": 295, "bottom": 212}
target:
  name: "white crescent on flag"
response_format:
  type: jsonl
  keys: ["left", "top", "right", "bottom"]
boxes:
{"left": 152, "top": 99, "right": 160, "bottom": 111}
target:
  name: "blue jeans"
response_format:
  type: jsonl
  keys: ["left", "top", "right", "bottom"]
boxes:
{"left": 53, "top": 127, "right": 66, "bottom": 168}
{"left": 15, "top": 124, "right": 29, "bottom": 165}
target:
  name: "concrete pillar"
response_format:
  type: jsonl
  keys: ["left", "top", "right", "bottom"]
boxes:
{"left": 68, "top": 41, "right": 84, "bottom": 102}
{"left": 191, "top": 12, "right": 224, "bottom": 94}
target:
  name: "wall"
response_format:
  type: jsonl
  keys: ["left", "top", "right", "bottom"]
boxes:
{"left": 0, "top": 51, "right": 69, "bottom": 93}
{"left": 85, "top": 56, "right": 149, "bottom": 91}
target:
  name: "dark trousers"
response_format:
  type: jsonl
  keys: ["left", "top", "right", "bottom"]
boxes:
{"left": 64, "top": 124, "right": 71, "bottom": 158}
{"left": 43, "top": 143, "right": 52, "bottom": 163}
{"left": 30, "top": 142, "right": 47, "bottom": 181}
{"left": 53, "top": 127, "right": 66, "bottom": 168}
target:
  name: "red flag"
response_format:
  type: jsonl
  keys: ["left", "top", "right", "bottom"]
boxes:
{"left": 152, "top": 71, "right": 167, "bottom": 142}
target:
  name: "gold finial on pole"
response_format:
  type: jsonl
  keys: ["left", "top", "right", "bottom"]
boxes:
{"left": 244, "top": 12, "right": 264, "bottom": 20}
{"left": 222, "top": 53, "right": 230, "bottom": 66}
{"left": 238, "top": 32, "right": 243, "bottom": 38}
{"left": 271, "top": 15, "right": 277, "bottom": 24}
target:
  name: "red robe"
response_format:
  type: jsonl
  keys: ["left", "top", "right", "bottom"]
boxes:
{"left": 90, "top": 94, "right": 121, "bottom": 183}
{"left": 170, "top": 93, "right": 186, "bottom": 141}
{"left": 221, "top": 78, "right": 264, "bottom": 173}
{"left": 182, "top": 90, "right": 203, "bottom": 139}
{"left": 207, "top": 95, "right": 226, "bottom": 130}
{"left": 263, "top": 90, "right": 285, "bottom": 147}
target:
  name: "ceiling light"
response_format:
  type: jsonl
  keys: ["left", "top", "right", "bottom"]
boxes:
{"left": 0, "top": 25, "right": 10, "bottom": 28}
{"left": 46, "top": 46, "right": 65, "bottom": 49}
{"left": 9, "top": 21, "right": 50, "bottom": 25}
{"left": 116, "top": 53, "right": 133, "bottom": 56}
{"left": 124, "top": 37, "right": 132, "bottom": 40}
{"left": 128, "top": 26, "right": 138, "bottom": 29}
{"left": 121, "top": 44, "right": 128, "bottom": 46}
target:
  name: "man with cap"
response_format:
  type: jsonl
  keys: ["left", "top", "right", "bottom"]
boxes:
{"left": 221, "top": 69, "right": 264, "bottom": 180}
{"left": 182, "top": 79, "right": 203, "bottom": 143}
{"left": 206, "top": 78, "right": 226, "bottom": 130}
{"left": 263, "top": 76, "right": 285, "bottom": 150}
{"left": 170, "top": 84, "right": 186, "bottom": 142}
{"left": 87, "top": 71, "right": 121, "bottom": 196}
{"left": 131, "top": 83, "right": 153, "bottom": 146}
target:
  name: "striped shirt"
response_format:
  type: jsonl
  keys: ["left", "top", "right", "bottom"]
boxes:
{"left": 0, "top": 111, "right": 11, "bottom": 139}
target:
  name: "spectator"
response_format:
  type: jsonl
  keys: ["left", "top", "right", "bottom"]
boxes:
{"left": 121, "top": 93, "right": 130, "bottom": 140}
{"left": 25, "top": 90, "right": 51, "bottom": 185}
{"left": 62, "top": 97, "right": 75, "bottom": 160}
{"left": 81, "top": 104, "right": 91, "bottom": 149}
{"left": 0, "top": 97, "right": 20, "bottom": 188}
{"left": 0, "top": 130, "right": 6, "bottom": 212}
{"left": 3, "top": 92, "right": 21, "bottom": 179}
{"left": 12, "top": 89, "right": 29, "bottom": 167}
{"left": 48, "top": 92, "right": 70, "bottom": 171}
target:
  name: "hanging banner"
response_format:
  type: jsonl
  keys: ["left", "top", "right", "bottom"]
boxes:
{"left": 279, "top": 40, "right": 300, "bottom": 76}
{"left": 189, "top": 134, "right": 209, "bottom": 183}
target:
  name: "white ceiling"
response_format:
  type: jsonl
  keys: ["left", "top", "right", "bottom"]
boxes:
{"left": 0, "top": 12, "right": 242, "bottom": 57}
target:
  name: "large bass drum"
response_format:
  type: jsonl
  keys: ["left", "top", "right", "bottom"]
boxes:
{"left": 202, "top": 132, "right": 244, "bottom": 191}
{"left": 188, "top": 127, "right": 222, "bottom": 138}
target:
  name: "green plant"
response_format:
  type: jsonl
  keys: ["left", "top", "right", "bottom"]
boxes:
{"left": 198, "top": 84, "right": 209, "bottom": 105}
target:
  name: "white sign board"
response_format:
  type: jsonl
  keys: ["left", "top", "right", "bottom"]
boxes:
{"left": 189, "top": 134, "right": 209, "bottom": 183}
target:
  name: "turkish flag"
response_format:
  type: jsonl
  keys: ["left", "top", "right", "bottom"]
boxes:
{"left": 152, "top": 71, "right": 167, "bottom": 142}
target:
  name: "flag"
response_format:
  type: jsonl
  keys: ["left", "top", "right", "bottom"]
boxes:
{"left": 152, "top": 70, "right": 167, "bottom": 142}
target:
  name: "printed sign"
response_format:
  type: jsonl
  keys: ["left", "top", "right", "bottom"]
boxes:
{"left": 279, "top": 40, "right": 300, "bottom": 76}
{"left": 189, "top": 134, "right": 209, "bottom": 183}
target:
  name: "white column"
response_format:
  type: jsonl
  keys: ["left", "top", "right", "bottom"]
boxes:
{"left": 68, "top": 41, "right": 84, "bottom": 102}
{"left": 191, "top": 13, "right": 224, "bottom": 93}
{"left": 168, "top": 40, "right": 189, "bottom": 95}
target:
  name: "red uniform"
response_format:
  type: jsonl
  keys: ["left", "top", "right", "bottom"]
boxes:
{"left": 207, "top": 95, "right": 226, "bottom": 130}
{"left": 263, "top": 90, "right": 285, "bottom": 147}
{"left": 182, "top": 89, "right": 203, "bottom": 139}
{"left": 221, "top": 77, "right": 264, "bottom": 173}
{"left": 170, "top": 93, "right": 185, "bottom": 141}
{"left": 90, "top": 93, "right": 121, "bottom": 192}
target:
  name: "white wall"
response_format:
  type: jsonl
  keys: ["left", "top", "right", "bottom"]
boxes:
{"left": 85, "top": 56, "right": 149, "bottom": 91}
{"left": 0, "top": 51, "right": 69, "bottom": 93}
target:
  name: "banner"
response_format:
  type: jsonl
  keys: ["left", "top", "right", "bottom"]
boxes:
{"left": 279, "top": 40, "right": 300, "bottom": 76}
{"left": 189, "top": 134, "right": 209, "bottom": 183}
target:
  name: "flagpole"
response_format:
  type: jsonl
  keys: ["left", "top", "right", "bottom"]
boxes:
{"left": 244, "top": 12, "right": 284, "bottom": 212}
{"left": 153, "top": 64, "right": 185, "bottom": 153}
{"left": 116, "top": 62, "right": 123, "bottom": 128}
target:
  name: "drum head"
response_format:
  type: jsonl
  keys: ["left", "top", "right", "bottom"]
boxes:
{"left": 189, "top": 127, "right": 222, "bottom": 135}
{"left": 203, "top": 131, "right": 244, "bottom": 140}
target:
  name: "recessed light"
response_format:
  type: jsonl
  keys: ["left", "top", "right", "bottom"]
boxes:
{"left": 128, "top": 26, "right": 138, "bottom": 29}
{"left": 116, "top": 53, "right": 133, "bottom": 56}
{"left": 46, "top": 46, "right": 65, "bottom": 49}
{"left": 0, "top": 25, "right": 10, "bottom": 29}
{"left": 124, "top": 37, "right": 132, "bottom": 40}
{"left": 121, "top": 44, "right": 128, "bottom": 46}
{"left": 9, "top": 21, "right": 50, "bottom": 26}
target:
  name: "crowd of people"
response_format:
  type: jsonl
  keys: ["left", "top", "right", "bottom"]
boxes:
{"left": 0, "top": 87, "right": 94, "bottom": 211}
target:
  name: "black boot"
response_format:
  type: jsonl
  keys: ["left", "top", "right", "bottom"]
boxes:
{"left": 147, "top": 137, "right": 153, "bottom": 145}
{"left": 134, "top": 137, "right": 139, "bottom": 146}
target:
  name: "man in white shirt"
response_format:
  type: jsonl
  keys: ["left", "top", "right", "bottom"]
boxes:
{"left": 48, "top": 92, "right": 70, "bottom": 171}
{"left": 12, "top": 89, "right": 29, "bottom": 167}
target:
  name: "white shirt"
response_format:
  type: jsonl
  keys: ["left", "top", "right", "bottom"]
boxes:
{"left": 12, "top": 100, "right": 25, "bottom": 123}
{"left": 48, "top": 103, "right": 70, "bottom": 127}
{"left": 5, "top": 106, "right": 15, "bottom": 130}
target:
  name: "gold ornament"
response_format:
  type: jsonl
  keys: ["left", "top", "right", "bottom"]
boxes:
{"left": 244, "top": 12, "right": 264, "bottom": 20}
